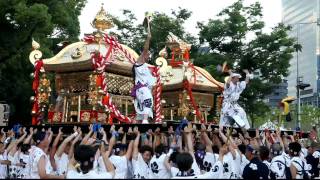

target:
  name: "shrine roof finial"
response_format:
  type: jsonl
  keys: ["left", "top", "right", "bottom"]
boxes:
{"left": 92, "top": 3, "right": 114, "bottom": 31}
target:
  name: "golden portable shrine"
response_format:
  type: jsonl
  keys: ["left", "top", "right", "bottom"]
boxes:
{"left": 28, "top": 5, "right": 224, "bottom": 125}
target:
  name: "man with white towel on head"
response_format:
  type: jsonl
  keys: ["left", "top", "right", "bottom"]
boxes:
{"left": 219, "top": 68, "right": 252, "bottom": 130}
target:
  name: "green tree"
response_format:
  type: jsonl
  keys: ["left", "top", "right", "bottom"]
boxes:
{"left": 0, "top": 0, "right": 87, "bottom": 125}
{"left": 110, "top": 7, "right": 197, "bottom": 61}
{"left": 300, "top": 105, "right": 320, "bottom": 130}
{"left": 195, "top": 0, "right": 296, "bottom": 124}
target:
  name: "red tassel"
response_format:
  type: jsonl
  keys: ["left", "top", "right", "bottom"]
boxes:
{"left": 32, "top": 117, "right": 37, "bottom": 125}
{"left": 96, "top": 75, "right": 102, "bottom": 87}
{"left": 109, "top": 113, "right": 114, "bottom": 124}
{"left": 32, "top": 103, "right": 39, "bottom": 112}
{"left": 170, "top": 52, "right": 175, "bottom": 65}
{"left": 102, "top": 95, "right": 109, "bottom": 105}
{"left": 184, "top": 50, "right": 190, "bottom": 60}
{"left": 32, "top": 80, "right": 38, "bottom": 91}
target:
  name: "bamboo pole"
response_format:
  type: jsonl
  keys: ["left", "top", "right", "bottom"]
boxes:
{"left": 62, "top": 96, "right": 67, "bottom": 123}
{"left": 204, "top": 111, "right": 208, "bottom": 124}
{"left": 125, "top": 100, "right": 128, "bottom": 116}
{"left": 65, "top": 100, "right": 69, "bottom": 123}
{"left": 77, "top": 95, "right": 81, "bottom": 122}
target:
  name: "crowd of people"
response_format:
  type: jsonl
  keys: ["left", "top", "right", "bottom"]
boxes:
{"left": 0, "top": 121, "right": 319, "bottom": 179}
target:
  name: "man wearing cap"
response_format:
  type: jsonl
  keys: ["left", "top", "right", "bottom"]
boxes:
{"left": 242, "top": 145, "right": 269, "bottom": 179}
{"left": 220, "top": 69, "right": 252, "bottom": 130}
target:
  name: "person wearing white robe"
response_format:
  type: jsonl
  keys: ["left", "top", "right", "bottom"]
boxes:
{"left": 132, "top": 22, "right": 156, "bottom": 124}
{"left": 220, "top": 69, "right": 251, "bottom": 129}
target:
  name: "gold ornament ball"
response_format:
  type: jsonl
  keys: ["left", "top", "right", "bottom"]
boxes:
{"left": 30, "top": 73, "right": 35, "bottom": 78}
{"left": 98, "top": 89, "right": 106, "bottom": 95}
{"left": 30, "top": 96, "right": 35, "bottom": 102}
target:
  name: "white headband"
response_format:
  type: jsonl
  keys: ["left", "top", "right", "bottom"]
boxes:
{"left": 230, "top": 73, "right": 242, "bottom": 78}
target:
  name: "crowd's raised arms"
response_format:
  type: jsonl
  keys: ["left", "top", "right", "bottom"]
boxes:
{"left": 0, "top": 124, "right": 319, "bottom": 179}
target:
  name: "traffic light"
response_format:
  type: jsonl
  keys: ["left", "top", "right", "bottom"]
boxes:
{"left": 297, "top": 83, "right": 310, "bottom": 90}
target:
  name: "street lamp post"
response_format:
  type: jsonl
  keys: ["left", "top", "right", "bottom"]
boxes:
{"left": 296, "top": 24, "right": 301, "bottom": 130}
{"left": 293, "top": 18, "right": 320, "bottom": 130}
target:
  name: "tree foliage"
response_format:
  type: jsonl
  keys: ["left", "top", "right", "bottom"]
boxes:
{"left": 195, "top": 0, "right": 296, "bottom": 123}
{"left": 110, "top": 7, "right": 196, "bottom": 61}
{"left": 0, "top": 0, "right": 86, "bottom": 125}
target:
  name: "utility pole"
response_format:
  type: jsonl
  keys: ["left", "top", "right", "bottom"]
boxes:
{"left": 296, "top": 24, "right": 301, "bottom": 130}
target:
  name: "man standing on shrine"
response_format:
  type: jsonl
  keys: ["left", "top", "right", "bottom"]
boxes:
{"left": 219, "top": 69, "right": 252, "bottom": 129}
{"left": 131, "top": 15, "right": 155, "bottom": 124}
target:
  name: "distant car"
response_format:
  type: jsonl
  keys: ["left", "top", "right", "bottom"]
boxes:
{"left": 0, "top": 104, "right": 10, "bottom": 126}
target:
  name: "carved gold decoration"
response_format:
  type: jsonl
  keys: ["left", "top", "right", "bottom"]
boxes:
{"left": 53, "top": 112, "right": 62, "bottom": 122}
{"left": 91, "top": 4, "right": 113, "bottom": 31}
{"left": 29, "top": 38, "right": 42, "bottom": 65}
{"left": 113, "top": 49, "right": 126, "bottom": 61}
{"left": 38, "top": 74, "right": 51, "bottom": 104}
{"left": 178, "top": 90, "right": 191, "bottom": 118}
{"left": 81, "top": 112, "right": 91, "bottom": 122}
{"left": 97, "top": 112, "right": 108, "bottom": 122}
{"left": 156, "top": 49, "right": 173, "bottom": 83}
{"left": 32, "top": 38, "right": 40, "bottom": 50}
{"left": 166, "top": 32, "right": 191, "bottom": 55}
{"left": 40, "top": 74, "right": 50, "bottom": 87}
{"left": 159, "top": 47, "right": 168, "bottom": 58}
{"left": 71, "top": 47, "right": 84, "bottom": 59}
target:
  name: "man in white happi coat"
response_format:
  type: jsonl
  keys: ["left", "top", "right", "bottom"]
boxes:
{"left": 131, "top": 19, "right": 156, "bottom": 124}
{"left": 220, "top": 69, "right": 251, "bottom": 130}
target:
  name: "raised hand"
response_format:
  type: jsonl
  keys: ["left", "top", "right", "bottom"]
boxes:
{"left": 73, "top": 126, "right": 77, "bottom": 133}
{"left": 210, "top": 127, "right": 218, "bottom": 134}
{"left": 168, "top": 126, "right": 174, "bottom": 135}
{"left": 77, "top": 127, "right": 82, "bottom": 133}
{"left": 219, "top": 125, "right": 224, "bottom": 133}
{"left": 100, "top": 127, "right": 105, "bottom": 135}
{"left": 133, "top": 126, "right": 139, "bottom": 134}
{"left": 29, "top": 127, "right": 34, "bottom": 135}
{"left": 155, "top": 127, "right": 160, "bottom": 135}
{"left": 9, "top": 129, "right": 14, "bottom": 137}
{"left": 200, "top": 124, "right": 206, "bottom": 132}
{"left": 48, "top": 128, "right": 52, "bottom": 134}
{"left": 276, "top": 128, "right": 281, "bottom": 137}
{"left": 110, "top": 125, "right": 116, "bottom": 133}
{"left": 183, "top": 124, "right": 192, "bottom": 134}
{"left": 118, "top": 127, "right": 124, "bottom": 134}
{"left": 58, "top": 127, "right": 63, "bottom": 135}
{"left": 255, "top": 128, "right": 259, "bottom": 138}
{"left": 147, "top": 129, "right": 153, "bottom": 136}
{"left": 207, "top": 124, "right": 213, "bottom": 132}
{"left": 128, "top": 127, "right": 133, "bottom": 134}
{"left": 192, "top": 124, "right": 197, "bottom": 132}
{"left": 22, "top": 127, "right": 27, "bottom": 134}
